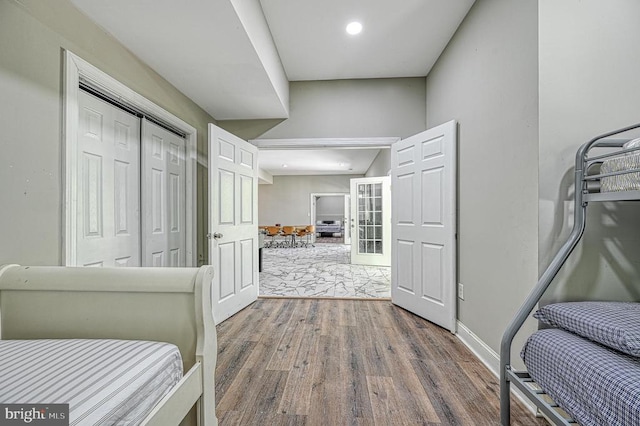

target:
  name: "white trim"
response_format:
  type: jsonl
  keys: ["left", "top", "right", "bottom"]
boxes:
{"left": 250, "top": 137, "right": 399, "bottom": 150}
{"left": 309, "top": 192, "right": 349, "bottom": 244}
{"left": 62, "top": 50, "right": 198, "bottom": 266}
{"left": 456, "top": 321, "right": 538, "bottom": 416}
{"left": 258, "top": 168, "right": 273, "bottom": 185}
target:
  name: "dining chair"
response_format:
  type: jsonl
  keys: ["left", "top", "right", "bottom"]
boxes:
{"left": 280, "top": 226, "right": 296, "bottom": 247}
{"left": 304, "top": 225, "right": 315, "bottom": 247}
{"left": 265, "top": 226, "right": 282, "bottom": 247}
{"left": 295, "top": 227, "right": 309, "bottom": 248}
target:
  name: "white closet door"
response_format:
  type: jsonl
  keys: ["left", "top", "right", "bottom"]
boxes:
{"left": 76, "top": 91, "right": 141, "bottom": 267}
{"left": 142, "top": 119, "right": 187, "bottom": 267}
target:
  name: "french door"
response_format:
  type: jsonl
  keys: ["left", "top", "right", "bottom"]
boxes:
{"left": 350, "top": 176, "right": 391, "bottom": 266}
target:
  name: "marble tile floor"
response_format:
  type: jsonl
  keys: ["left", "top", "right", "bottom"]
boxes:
{"left": 259, "top": 244, "right": 391, "bottom": 298}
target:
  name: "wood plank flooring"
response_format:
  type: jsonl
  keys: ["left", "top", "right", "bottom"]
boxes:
{"left": 215, "top": 298, "right": 545, "bottom": 425}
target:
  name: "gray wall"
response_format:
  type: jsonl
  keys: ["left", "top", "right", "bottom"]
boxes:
{"left": 248, "top": 78, "right": 420, "bottom": 229}
{"left": 259, "top": 175, "right": 356, "bottom": 226}
{"left": 0, "top": 0, "right": 215, "bottom": 266}
{"left": 316, "top": 196, "right": 345, "bottom": 222}
{"left": 539, "top": 0, "right": 640, "bottom": 302}
{"left": 365, "top": 149, "right": 391, "bottom": 177}
{"left": 426, "top": 0, "right": 539, "bottom": 353}
{"left": 254, "top": 78, "right": 427, "bottom": 140}
{"left": 218, "top": 78, "right": 426, "bottom": 141}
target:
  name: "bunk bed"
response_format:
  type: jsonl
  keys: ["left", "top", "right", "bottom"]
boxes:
{"left": 500, "top": 124, "right": 640, "bottom": 426}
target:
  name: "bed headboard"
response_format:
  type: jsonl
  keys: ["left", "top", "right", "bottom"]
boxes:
{"left": 0, "top": 264, "right": 216, "bottom": 373}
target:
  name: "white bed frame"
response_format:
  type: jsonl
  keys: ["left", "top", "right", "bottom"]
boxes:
{"left": 0, "top": 264, "right": 217, "bottom": 426}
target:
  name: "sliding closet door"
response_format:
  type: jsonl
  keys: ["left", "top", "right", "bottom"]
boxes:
{"left": 141, "top": 119, "right": 187, "bottom": 267}
{"left": 76, "top": 91, "right": 141, "bottom": 267}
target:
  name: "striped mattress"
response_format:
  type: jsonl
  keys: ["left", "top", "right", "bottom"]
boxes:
{"left": 0, "top": 339, "right": 183, "bottom": 425}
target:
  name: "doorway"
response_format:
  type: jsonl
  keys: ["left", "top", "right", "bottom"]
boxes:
{"left": 259, "top": 191, "right": 391, "bottom": 298}
{"left": 310, "top": 193, "right": 350, "bottom": 245}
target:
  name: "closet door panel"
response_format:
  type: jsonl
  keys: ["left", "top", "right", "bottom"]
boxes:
{"left": 76, "top": 91, "right": 141, "bottom": 267}
{"left": 142, "top": 119, "right": 186, "bottom": 267}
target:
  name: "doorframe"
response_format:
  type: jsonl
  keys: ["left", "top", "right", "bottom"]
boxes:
{"left": 310, "top": 193, "right": 349, "bottom": 244}
{"left": 62, "top": 50, "right": 198, "bottom": 266}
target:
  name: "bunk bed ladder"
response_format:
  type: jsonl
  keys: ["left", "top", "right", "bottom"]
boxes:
{"left": 499, "top": 122, "right": 640, "bottom": 425}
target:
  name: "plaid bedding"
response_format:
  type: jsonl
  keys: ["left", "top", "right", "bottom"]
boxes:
{"left": 534, "top": 301, "right": 640, "bottom": 357}
{"left": 522, "top": 328, "right": 640, "bottom": 426}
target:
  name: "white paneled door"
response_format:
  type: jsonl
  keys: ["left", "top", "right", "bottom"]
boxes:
{"left": 75, "top": 91, "right": 187, "bottom": 268}
{"left": 350, "top": 176, "right": 391, "bottom": 267}
{"left": 208, "top": 124, "right": 258, "bottom": 324}
{"left": 142, "top": 119, "right": 187, "bottom": 267}
{"left": 391, "top": 120, "right": 457, "bottom": 333}
{"left": 76, "top": 91, "right": 141, "bottom": 267}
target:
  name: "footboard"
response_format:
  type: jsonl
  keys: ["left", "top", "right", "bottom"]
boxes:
{"left": 0, "top": 264, "right": 217, "bottom": 426}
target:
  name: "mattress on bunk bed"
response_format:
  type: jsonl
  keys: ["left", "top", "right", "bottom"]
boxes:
{"left": 0, "top": 339, "right": 183, "bottom": 425}
{"left": 521, "top": 328, "right": 640, "bottom": 426}
{"left": 601, "top": 151, "right": 640, "bottom": 192}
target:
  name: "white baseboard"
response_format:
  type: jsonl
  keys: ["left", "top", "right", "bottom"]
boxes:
{"left": 456, "top": 321, "right": 537, "bottom": 415}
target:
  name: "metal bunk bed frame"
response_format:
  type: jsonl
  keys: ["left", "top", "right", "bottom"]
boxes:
{"left": 500, "top": 122, "right": 640, "bottom": 425}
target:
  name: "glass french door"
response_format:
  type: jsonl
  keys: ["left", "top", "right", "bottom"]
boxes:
{"left": 350, "top": 176, "right": 391, "bottom": 266}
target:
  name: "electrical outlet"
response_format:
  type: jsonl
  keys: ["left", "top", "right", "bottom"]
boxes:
{"left": 458, "top": 283, "right": 464, "bottom": 300}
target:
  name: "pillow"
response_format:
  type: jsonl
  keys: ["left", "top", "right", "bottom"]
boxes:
{"left": 534, "top": 301, "right": 640, "bottom": 357}
{"left": 624, "top": 137, "right": 640, "bottom": 150}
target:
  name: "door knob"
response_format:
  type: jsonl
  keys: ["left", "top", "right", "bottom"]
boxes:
{"left": 213, "top": 232, "right": 223, "bottom": 239}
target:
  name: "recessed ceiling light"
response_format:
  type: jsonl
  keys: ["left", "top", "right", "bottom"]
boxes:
{"left": 346, "top": 21, "right": 362, "bottom": 35}
{"left": 282, "top": 164, "right": 288, "bottom": 168}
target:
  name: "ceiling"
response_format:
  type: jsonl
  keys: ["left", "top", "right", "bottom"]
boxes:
{"left": 259, "top": 148, "right": 381, "bottom": 176}
{"left": 69, "top": 0, "right": 474, "bottom": 176}
{"left": 260, "top": 0, "right": 475, "bottom": 82}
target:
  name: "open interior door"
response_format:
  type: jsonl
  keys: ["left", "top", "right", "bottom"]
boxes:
{"left": 208, "top": 124, "right": 258, "bottom": 324}
{"left": 350, "top": 176, "right": 391, "bottom": 266}
{"left": 391, "top": 120, "right": 457, "bottom": 333}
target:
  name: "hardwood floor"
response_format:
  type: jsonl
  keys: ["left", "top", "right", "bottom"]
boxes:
{"left": 215, "top": 298, "right": 545, "bottom": 425}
